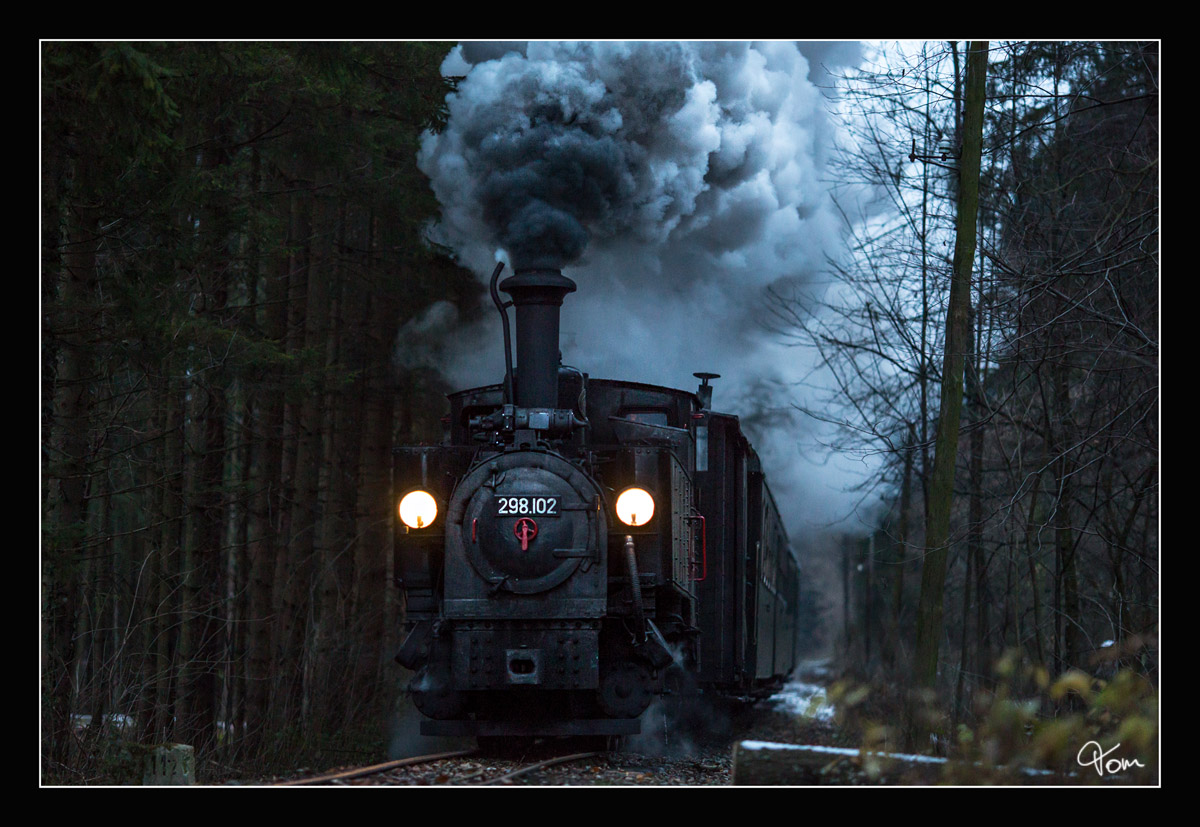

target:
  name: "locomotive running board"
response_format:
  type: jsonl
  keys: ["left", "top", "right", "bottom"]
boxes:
{"left": 420, "top": 719, "right": 642, "bottom": 737}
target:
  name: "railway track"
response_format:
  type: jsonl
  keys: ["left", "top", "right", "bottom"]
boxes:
{"left": 276, "top": 748, "right": 606, "bottom": 786}
{"left": 275, "top": 749, "right": 477, "bottom": 785}
{"left": 473, "top": 751, "right": 601, "bottom": 785}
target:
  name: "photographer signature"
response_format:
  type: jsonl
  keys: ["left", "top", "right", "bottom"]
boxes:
{"left": 1076, "top": 741, "right": 1145, "bottom": 777}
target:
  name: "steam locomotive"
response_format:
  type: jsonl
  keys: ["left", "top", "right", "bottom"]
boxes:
{"left": 393, "top": 264, "right": 801, "bottom": 739}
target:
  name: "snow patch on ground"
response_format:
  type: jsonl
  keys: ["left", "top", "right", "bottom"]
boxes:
{"left": 737, "top": 740, "right": 1060, "bottom": 776}
{"left": 769, "top": 679, "right": 836, "bottom": 722}
{"left": 740, "top": 740, "right": 946, "bottom": 764}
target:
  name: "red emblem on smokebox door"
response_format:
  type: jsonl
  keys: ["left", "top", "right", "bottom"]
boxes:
{"left": 513, "top": 517, "right": 538, "bottom": 551}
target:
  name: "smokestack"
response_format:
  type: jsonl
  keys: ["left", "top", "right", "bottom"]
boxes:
{"left": 500, "top": 268, "right": 577, "bottom": 409}
{"left": 694, "top": 372, "right": 720, "bottom": 410}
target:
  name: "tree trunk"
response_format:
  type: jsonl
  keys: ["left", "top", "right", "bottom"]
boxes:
{"left": 244, "top": 178, "right": 288, "bottom": 754}
{"left": 272, "top": 188, "right": 316, "bottom": 732}
{"left": 43, "top": 184, "right": 100, "bottom": 773}
{"left": 1053, "top": 359, "right": 1081, "bottom": 674}
{"left": 889, "top": 423, "right": 915, "bottom": 670}
{"left": 175, "top": 142, "right": 230, "bottom": 753}
{"left": 153, "top": 367, "right": 184, "bottom": 742}
{"left": 1024, "top": 472, "right": 1046, "bottom": 666}
{"left": 354, "top": 220, "right": 401, "bottom": 695}
{"left": 312, "top": 193, "right": 347, "bottom": 739}
{"left": 912, "top": 42, "right": 989, "bottom": 692}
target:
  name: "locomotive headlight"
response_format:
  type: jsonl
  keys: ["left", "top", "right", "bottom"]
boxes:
{"left": 399, "top": 490, "right": 438, "bottom": 529}
{"left": 615, "top": 487, "right": 655, "bottom": 527}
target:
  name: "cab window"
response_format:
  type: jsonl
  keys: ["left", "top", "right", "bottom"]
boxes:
{"left": 619, "top": 408, "right": 670, "bottom": 427}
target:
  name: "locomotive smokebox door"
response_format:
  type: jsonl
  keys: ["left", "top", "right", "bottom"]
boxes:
{"left": 445, "top": 451, "right": 606, "bottom": 598}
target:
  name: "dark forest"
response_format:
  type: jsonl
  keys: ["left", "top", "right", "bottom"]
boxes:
{"left": 41, "top": 41, "right": 1158, "bottom": 785}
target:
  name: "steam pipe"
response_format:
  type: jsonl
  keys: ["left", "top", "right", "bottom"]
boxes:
{"left": 624, "top": 535, "right": 647, "bottom": 642}
{"left": 489, "top": 262, "right": 514, "bottom": 404}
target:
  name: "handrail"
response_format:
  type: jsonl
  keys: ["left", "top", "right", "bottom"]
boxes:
{"left": 686, "top": 513, "right": 707, "bottom": 582}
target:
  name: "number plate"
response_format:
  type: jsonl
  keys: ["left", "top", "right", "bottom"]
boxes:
{"left": 494, "top": 495, "right": 560, "bottom": 517}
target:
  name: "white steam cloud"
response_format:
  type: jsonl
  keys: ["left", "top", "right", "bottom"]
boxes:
{"left": 415, "top": 41, "right": 878, "bottom": 537}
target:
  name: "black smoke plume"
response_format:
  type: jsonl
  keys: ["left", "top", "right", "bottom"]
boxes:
{"left": 415, "top": 41, "right": 876, "bottom": 535}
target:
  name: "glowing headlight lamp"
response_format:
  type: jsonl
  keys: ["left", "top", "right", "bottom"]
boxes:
{"left": 399, "top": 490, "right": 438, "bottom": 529}
{"left": 615, "top": 487, "right": 655, "bottom": 527}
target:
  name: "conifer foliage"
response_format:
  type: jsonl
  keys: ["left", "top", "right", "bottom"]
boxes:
{"left": 41, "top": 41, "right": 475, "bottom": 780}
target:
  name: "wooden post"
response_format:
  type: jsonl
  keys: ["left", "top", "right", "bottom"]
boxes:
{"left": 143, "top": 744, "right": 196, "bottom": 785}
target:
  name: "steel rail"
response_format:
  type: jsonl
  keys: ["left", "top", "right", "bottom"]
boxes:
{"left": 475, "top": 751, "right": 601, "bottom": 786}
{"left": 275, "top": 749, "right": 476, "bottom": 786}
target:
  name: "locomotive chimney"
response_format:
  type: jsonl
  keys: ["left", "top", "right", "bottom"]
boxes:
{"left": 500, "top": 268, "right": 577, "bottom": 409}
{"left": 694, "top": 372, "right": 720, "bottom": 410}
